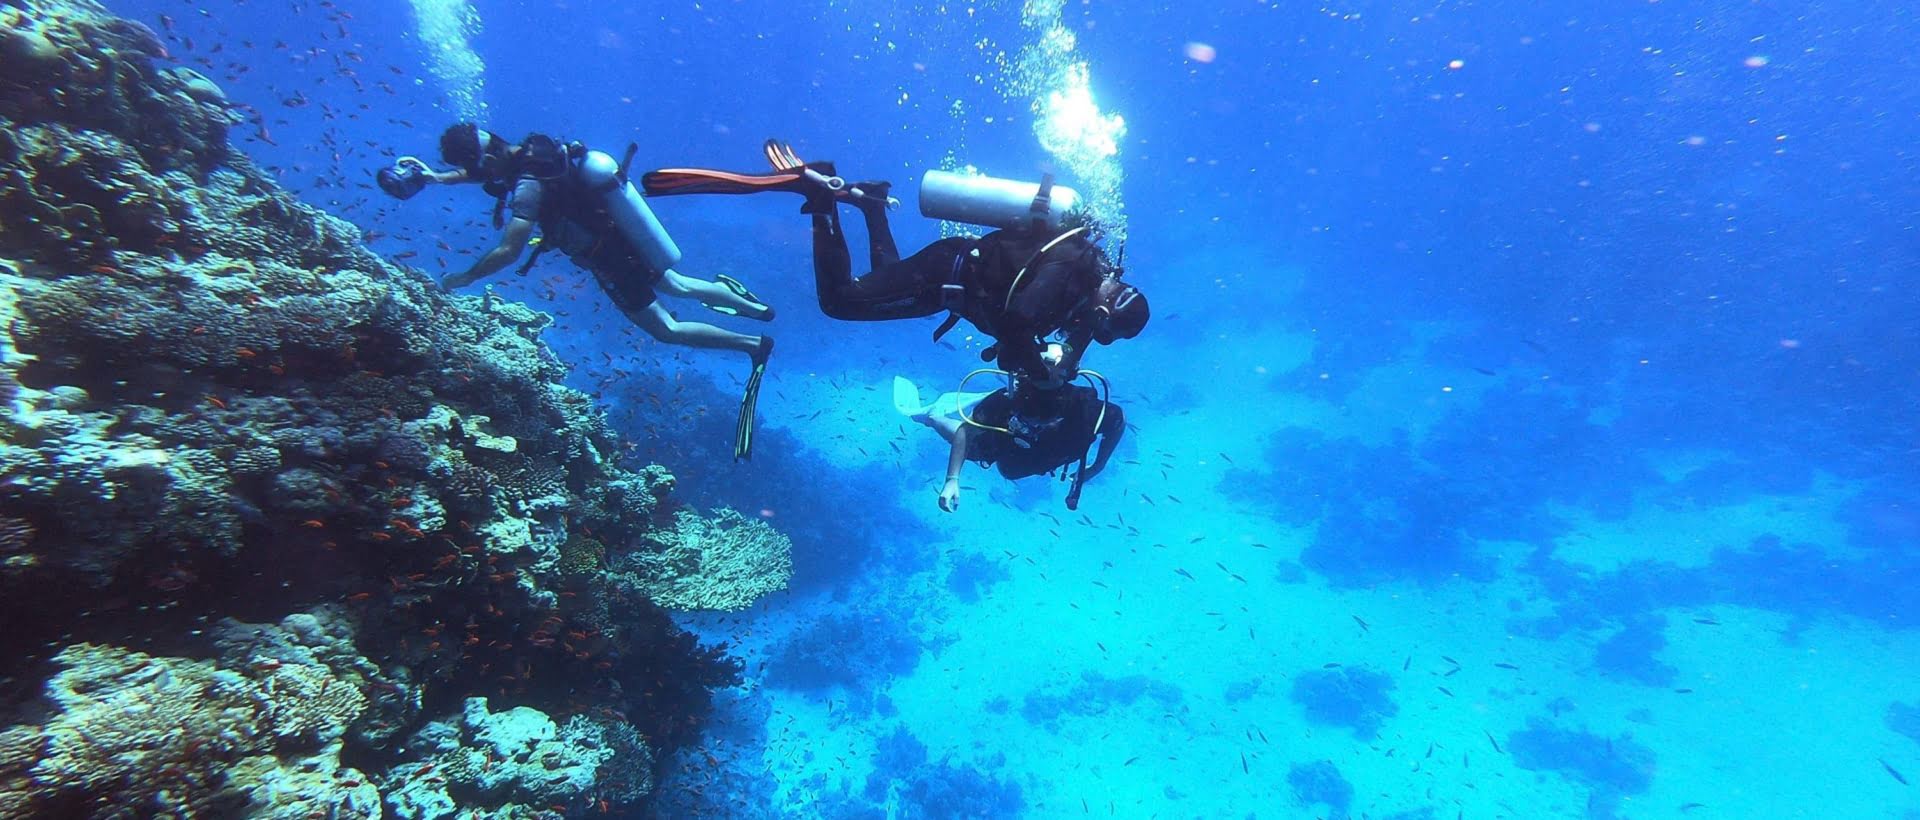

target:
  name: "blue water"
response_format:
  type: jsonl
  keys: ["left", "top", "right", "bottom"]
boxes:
{"left": 121, "top": 0, "right": 1918, "bottom": 816}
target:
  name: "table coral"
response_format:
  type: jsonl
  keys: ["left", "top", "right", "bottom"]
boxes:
{"left": 617, "top": 507, "right": 795, "bottom": 611}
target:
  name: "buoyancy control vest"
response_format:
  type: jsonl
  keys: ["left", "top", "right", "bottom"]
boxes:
{"left": 933, "top": 225, "right": 1107, "bottom": 342}
{"left": 490, "top": 137, "right": 682, "bottom": 277}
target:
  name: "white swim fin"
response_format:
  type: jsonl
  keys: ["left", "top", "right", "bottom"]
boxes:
{"left": 891, "top": 376, "right": 924, "bottom": 417}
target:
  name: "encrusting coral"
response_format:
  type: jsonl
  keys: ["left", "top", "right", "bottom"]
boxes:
{"left": 0, "top": 0, "right": 793, "bottom": 816}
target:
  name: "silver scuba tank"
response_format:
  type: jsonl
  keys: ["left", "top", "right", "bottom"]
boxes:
{"left": 578, "top": 149, "right": 682, "bottom": 275}
{"left": 918, "top": 170, "right": 1080, "bottom": 231}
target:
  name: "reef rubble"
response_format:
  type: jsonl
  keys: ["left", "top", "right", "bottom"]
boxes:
{"left": 0, "top": 0, "right": 792, "bottom": 816}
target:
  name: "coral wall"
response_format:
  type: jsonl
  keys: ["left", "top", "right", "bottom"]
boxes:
{"left": 0, "top": 0, "right": 790, "bottom": 815}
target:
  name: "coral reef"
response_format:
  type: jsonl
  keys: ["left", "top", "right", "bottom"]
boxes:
{"left": 1507, "top": 718, "right": 1657, "bottom": 800}
{"left": 0, "top": 642, "right": 376, "bottom": 818}
{"left": 1591, "top": 616, "right": 1677, "bottom": 686}
{"left": 766, "top": 599, "right": 947, "bottom": 694}
{"left": 859, "top": 725, "right": 1023, "bottom": 820}
{"left": 1286, "top": 759, "right": 1354, "bottom": 817}
{"left": 945, "top": 552, "right": 1010, "bottom": 603}
{"left": 1288, "top": 665, "right": 1399, "bottom": 740}
{"left": 0, "top": 0, "right": 782, "bottom": 816}
{"left": 381, "top": 698, "right": 650, "bottom": 820}
{"left": 1020, "top": 672, "right": 1186, "bottom": 731}
{"left": 613, "top": 506, "right": 794, "bottom": 611}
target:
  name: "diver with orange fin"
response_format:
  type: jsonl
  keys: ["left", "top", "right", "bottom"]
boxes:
{"left": 643, "top": 139, "right": 1149, "bottom": 386}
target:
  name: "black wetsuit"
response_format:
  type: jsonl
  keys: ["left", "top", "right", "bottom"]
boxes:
{"left": 967, "top": 384, "right": 1124, "bottom": 482}
{"left": 508, "top": 176, "right": 662, "bottom": 311}
{"left": 811, "top": 200, "right": 1106, "bottom": 381}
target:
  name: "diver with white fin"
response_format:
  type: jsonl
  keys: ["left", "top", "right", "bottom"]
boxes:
{"left": 643, "top": 139, "right": 1149, "bottom": 385}
{"left": 894, "top": 345, "right": 1127, "bottom": 512}
{"left": 380, "top": 124, "right": 775, "bottom": 459}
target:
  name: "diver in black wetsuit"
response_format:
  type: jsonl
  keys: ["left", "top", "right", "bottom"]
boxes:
{"left": 940, "top": 380, "right": 1125, "bottom": 512}
{"left": 643, "top": 140, "right": 1150, "bottom": 384}
{"left": 897, "top": 363, "right": 1125, "bottom": 512}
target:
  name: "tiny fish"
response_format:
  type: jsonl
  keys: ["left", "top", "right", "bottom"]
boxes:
{"left": 1881, "top": 759, "right": 1909, "bottom": 786}
{"left": 1472, "top": 366, "right": 1496, "bottom": 376}
{"left": 1694, "top": 618, "right": 1720, "bottom": 625}
{"left": 1352, "top": 615, "right": 1370, "bottom": 633}
{"left": 1437, "top": 686, "right": 1454, "bottom": 698}
{"left": 1240, "top": 752, "right": 1249, "bottom": 773}
{"left": 1673, "top": 688, "right": 1694, "bottom": 694}
{"left": 1441, "top": 655, "right": 1460, "bottom": 666}
{"left": 1123, "top": 756, "right": 1139, "bottom": 767}
{"left": 1403, "top": 656, "right": 1411, "bottom": 671}
{"left": 1322, "top": 663, "right": 1342, "bottom": 669}
{"left": 1484, "top": 730, "right": 1503, "bottom": 754}
{"left": 1679, "top": 804, "right": 1707, "bottom": 814}
{"left": 1494, "top": 662, "right": 1519, "bottom": 670}
{"left": 1175, "top": 568, "right": 1195, "bottom": 581}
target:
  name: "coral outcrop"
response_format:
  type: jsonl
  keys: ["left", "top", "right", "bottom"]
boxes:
{"left": 0, "top": 0, "right": 792, "bottom": 815}
{"left": 617, "top": 507, "right": 795, "bottom": 611}
{"left": 382, "top": 697, "right": 653, "bottom": 820}
{"left": 0, "top": 642, "right": 377, "bottom": 818}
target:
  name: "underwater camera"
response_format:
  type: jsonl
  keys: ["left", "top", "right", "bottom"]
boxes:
{"left": 377, "top": 157, "right": 432, "bottom": 200}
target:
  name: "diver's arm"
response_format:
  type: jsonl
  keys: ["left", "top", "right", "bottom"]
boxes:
{"left": 996, "top": 335, "right": 1055, "bottom": 384}
{"left": 1080, "top": 404, "right": 1126, "bottom": 483}
{"left": 443, "top": 217, "right": 533, "bottom": 290}
{"left": 426, "top": 167, "right": 473, "bottom": 185}
{"left": 938, "top": 425, "right": 968, "bottom": 512}
{"left": 1057, "top": 329, "right": 1095, "bottom": 375}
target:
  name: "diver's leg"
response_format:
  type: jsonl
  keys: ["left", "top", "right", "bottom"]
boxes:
{"left": 810, "top": 209, "right": 854, "bottom": 295}
{"left": 849, "top": 183, "right": 900, "bottom": 268}
{"left": 658, "top": 269, "right": 774, "bottom": 320}
{"left": 626, "top": 299, "right": 764, "bottom": 357}
{"left": 812, "top": 210, "right": 962, "bottom": 322}
{"left": 597, "top": 264, "right": 768, "bottom": 357}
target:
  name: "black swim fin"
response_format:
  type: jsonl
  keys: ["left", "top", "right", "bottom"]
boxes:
{"left": 735, "top": 337, "right": 774, "bottom": 461}
{"left": 708, "top": 274, "right": 774, "bottom": 321}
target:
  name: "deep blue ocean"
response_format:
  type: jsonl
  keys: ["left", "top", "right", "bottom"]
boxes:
{"left": 105, "top": 0, "right": 1919, "bottom": 816}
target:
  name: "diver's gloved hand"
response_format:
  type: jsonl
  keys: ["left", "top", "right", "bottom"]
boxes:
{"left": 938, "top": 479, "right": 961, "bottom": 513}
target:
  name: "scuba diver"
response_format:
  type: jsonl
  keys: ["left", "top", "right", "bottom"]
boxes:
{"left": 893, "top": 357, "right": 1125, "bottom": 512}
{"left": 641, "top": 140, "right": 1149, "bottom": 384}
{"left": 377, "top": 124, "right": 776, "bottom": 459}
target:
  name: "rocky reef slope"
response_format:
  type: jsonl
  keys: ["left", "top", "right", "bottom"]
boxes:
{"left": 0, "top": 0, "right": 791, "bottom": 816}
